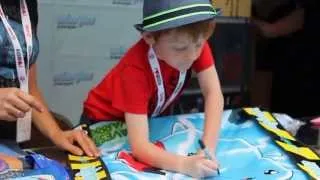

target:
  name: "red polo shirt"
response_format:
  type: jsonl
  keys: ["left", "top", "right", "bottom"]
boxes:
{"left": 83, "top": 39, "right": 215, "bottom": 121}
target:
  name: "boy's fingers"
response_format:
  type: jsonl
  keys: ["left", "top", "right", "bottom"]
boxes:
{"left": 197, "top": 150, "right": 205, "bottom": 157}
{"left": 203, "top": 159, "right": 218, "bottom": 170}
{"left": 196, "top": 153, "right": 206, "bottom": 159}
{"left": 211, "top": 157, "right": 219, "bottom": 165}
{"left": 199, "top": 163, "right": 216, "bottom": 177}
{"left": 17, "top": 91, "right": 44, "bottom": 112}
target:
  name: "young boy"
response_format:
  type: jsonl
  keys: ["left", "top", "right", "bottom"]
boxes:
{"left": 82, "top": 0, "right": 223, "bottom": 178}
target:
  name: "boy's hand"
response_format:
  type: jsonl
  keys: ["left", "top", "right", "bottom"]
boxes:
{"left": 182, "top": 154, "right": 218, "bottom": 178}
{"left": 51, "top": 129, "right": 100, "bottom": 157}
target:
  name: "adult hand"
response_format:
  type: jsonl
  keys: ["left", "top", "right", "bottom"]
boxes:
{"left": 0, "top": 88, "right": 43, "bottom": 121}
{"left": 51, "top": 129, "right": 100, "bottom": 157}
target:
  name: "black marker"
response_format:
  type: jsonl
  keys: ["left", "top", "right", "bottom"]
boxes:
{"left": 145, "top": 168, "right": 166, "bottom": 175}
{"left": 198, "top": 139, "right": 220, "bottom": 175}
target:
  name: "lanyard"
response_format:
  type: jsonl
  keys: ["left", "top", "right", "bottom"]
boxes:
{"left": 0, "top": 0, "right": 33, "bottom": 92}
{"left": 0, "top": 0, "right": 33, "bottom": 142}
{"left": 148, "top": 47, "right": 186, "bottom": 117}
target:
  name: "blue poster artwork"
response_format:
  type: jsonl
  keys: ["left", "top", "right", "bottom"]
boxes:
{"left": 71, "top": 108, "right": 319, "bottom": 180}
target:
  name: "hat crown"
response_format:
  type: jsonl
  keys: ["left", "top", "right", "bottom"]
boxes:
{"left": 135, "top": 0, "right": 219, "bottom": 32}
{"left": 143, "top": 0, "right": 212, "bottom": 18}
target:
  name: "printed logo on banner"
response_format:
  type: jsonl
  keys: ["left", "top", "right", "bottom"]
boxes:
{"left": 53, "top": 72, "right": 94, "bottom": 86}
{"left": 110, "top": 46, "right": 127, "bottom": 60}
{"left": 112, "top": 0, "right": 143, "bottom": 5}
{"left": 57, "top": 14, "right": 96, "bottom": 29}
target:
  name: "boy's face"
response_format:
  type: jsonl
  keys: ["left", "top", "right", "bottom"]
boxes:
{"left": 146, "top": 30, "right": 207, "bottom": 71}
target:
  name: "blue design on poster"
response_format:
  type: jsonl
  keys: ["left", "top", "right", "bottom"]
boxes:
{"left": 92, "top": 110, "right": 309, "bottom": 179}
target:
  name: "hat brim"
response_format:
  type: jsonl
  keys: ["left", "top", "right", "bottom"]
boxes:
{"left": 134, "top": 8, "right": 222, "bottom": 32}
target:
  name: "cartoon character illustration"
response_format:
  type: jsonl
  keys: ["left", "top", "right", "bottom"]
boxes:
{"left": 116, "top": 141, "right": 165, "bottom": 174}
{"left": 68, "top": 155, "right": 110, "bottom": 180}
{"left": 98, "top": 112, "right": 307, "bottom": 180}
{"left": 215, "top": 138, "right": 295, "bottom": 180}
{"left": 0, "top": 160, "right": 8, "bottom": 173}
{"left": 75, "top": 166, "right": 103, "bottom": 180}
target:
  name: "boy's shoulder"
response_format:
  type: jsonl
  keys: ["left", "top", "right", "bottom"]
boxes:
{"left": 120, "top": 39, "right": 149, "bottom": 70}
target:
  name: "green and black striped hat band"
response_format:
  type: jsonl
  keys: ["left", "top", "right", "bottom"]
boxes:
{"left": 142, "top": 4, "right": 219, "bottom": 30}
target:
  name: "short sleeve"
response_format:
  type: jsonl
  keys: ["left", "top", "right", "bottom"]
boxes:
{"left": 112, "top": 66, "right": 152, "bottom": 114}
{"left": 192, "top": 41, "right": 215, "bottom": 73}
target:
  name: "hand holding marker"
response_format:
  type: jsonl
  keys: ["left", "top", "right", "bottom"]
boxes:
{"left": 198, "top": 139, "right": 220, "bottom": 175}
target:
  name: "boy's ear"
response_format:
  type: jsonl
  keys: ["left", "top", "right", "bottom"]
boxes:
{"left": 142, "top": 32, "right": 156, "bottom": 45}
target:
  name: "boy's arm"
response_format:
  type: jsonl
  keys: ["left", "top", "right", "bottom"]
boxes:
{"left": 197, "top": 66, "right": 224, "bottom": 153}
{"left": 125, "top": 112, "right": 185, "bottom": 172}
